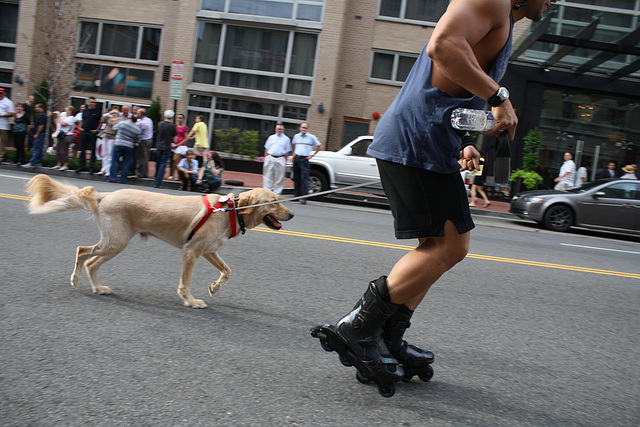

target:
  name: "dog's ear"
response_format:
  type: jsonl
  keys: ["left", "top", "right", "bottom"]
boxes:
{"left": 237, "top": 191, "right": 257, "bottom": 216}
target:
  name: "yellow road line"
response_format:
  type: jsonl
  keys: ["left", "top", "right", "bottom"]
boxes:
{"left": 0, "top": 193, "right": 30, "bottom": 201}
{"left": 2, "top": 190, "right": 636, "bottom": 279}
{"left": 258, "top": 228, "right": 640, "bottom": 279}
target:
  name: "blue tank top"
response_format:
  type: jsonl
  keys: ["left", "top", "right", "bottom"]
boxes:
{"left": 368, "top": 14, "right": 513, "bottom": 174}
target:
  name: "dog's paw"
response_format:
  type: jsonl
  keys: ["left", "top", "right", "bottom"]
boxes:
{"left": 70, "top": 275, "right": 80, "bottom": 288}
{"left": 208, "top": 283, "right": 221, "bottom": 296}
{"left": 93, "top": 286, "right": 112, "bottom": 295}
{"left": 187, "top": 299, "right": 208, "bottom": 309}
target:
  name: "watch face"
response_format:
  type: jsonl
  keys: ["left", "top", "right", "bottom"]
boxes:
{"left": 498, "top": 87, "right": 509, "bottom": 100}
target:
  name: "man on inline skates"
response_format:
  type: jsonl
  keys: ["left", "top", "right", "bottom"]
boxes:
{"left": 312, "top": 0, "right": 558, "bottom": 397}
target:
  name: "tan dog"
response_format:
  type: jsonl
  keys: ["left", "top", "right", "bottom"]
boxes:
{"left": 25, "top": 174, "right": 294, "bottom": 308}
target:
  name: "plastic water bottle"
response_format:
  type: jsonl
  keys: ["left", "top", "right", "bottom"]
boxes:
{"left": 450, "top": 108, "right": 496, "bottom": 131}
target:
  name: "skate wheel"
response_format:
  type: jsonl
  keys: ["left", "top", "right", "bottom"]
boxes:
{"left": 339, "top": 355, "right": 352, "bottom": 367}
{"left": 319, "top": 339, "right": 333, "bottom": 352}
{"left": 402, "top": 372, "right": 414, "bottom": 382}
{"left": 418, "top": 365, "right": 434, "bottom": 382}
{"left": 378, "top": 383, "right": 395, "bottom": 398}
{"left": 355, "top": 370, "right": 372, "bottom": 384}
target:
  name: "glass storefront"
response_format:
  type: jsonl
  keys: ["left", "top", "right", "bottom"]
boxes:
{"left": 538, "top": 86, "right": 639, "bottom": 181}
{"left": 186, "top": 92, "right": 308, "bottom": 153}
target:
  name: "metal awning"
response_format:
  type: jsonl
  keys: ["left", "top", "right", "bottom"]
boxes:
{"left": 510, "top": 13, "right": 640, "bottom": 81}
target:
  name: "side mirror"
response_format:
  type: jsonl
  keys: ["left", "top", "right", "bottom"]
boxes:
{"left": 593, "top": 191, "right": 605, "bottom": 199}
{"left": 343, "top": 147, "right": 353, "bottom": 155}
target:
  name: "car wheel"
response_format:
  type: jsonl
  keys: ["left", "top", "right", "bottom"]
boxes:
{"left": 308, "top": 169, "right": 329, "bottom": 195}
{"left": 543, "top": 204, "right": 574, "bottom": 232}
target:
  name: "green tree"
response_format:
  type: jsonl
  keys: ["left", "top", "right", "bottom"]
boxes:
{"left": 147, "top": 96, "right": 162, "bottom": 134}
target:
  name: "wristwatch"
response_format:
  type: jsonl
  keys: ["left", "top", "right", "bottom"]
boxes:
{"left": 488, "top": 87, "right": 509, "bottom": 107}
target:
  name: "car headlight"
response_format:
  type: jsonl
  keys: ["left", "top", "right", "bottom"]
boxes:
{"left": 529, "top": 197, "right": 546, "bottom": 203}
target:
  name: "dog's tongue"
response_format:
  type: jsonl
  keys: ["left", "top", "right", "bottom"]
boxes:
{"left": 266, "top": 215, "right": 282, "bottom": 230}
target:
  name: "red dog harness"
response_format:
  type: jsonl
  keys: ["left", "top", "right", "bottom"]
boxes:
{"left": 188, "top": 195, "right": 243, "bottom": 241}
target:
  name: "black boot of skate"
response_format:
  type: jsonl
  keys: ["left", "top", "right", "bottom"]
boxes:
{"left": 310, "top": 276, "right": 404, "bottom": 397}
{"left": 383, "top": 303, "right": 435, "bottom": 382}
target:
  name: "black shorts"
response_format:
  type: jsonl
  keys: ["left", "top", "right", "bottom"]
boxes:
{"left": 377, "top": 159, "right": 474, "bottom": 239}
{"left": 473, "top": 175, "right": 484, "bottom": 186}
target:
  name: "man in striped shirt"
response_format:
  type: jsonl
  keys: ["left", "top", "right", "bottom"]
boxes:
{"left": 109, "top": 116, "right": 141, "bottom": 184}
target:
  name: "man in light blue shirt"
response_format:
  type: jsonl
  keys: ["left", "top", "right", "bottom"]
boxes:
{"left": 292, "top": 122, "right": 322, "bottom": 204}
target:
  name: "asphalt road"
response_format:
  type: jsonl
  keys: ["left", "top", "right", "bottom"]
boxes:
{"left": 1, "top": 170, "right": 638, "bottom": 426}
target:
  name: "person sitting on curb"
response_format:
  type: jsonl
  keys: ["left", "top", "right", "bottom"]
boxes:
{"left": 176, "top": 149, "right": 200, "bottom": 191}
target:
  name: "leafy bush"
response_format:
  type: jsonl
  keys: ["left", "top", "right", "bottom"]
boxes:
{"left": 216, "top": 128, "right": 260, "bottom": 159}
{"left": 510, "top": 169, "right": 543, "bottom": 190}
{"left": 510, "top": 127, "right": 544, "bottom": 190}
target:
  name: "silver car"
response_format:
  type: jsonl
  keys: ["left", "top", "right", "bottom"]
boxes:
{"left": 510, "top": 179, "right": 640, "bottom": 234}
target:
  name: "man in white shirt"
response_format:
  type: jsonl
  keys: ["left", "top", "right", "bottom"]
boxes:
{"left": 135, "top": 108, "right": 154, "bottom": 178}
{"left": 292, "top": 122, "right": 322, "bottom": 204}
{"left": 262, "top": 123, "right": 292, "bottom": 195}
{"left": 554, "top": 152, "right": 576, "bottom": 191}
{"left": 0, "top": 88, "right": 15, "bottom": 162}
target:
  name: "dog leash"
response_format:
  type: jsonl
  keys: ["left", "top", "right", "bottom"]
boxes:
{"left": 221, "top": 179, "right": 383, "bottom": 212}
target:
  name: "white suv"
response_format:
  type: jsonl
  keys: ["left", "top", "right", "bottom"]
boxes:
{"left": 287, "top": 136, "right": 384, "bottom": 196}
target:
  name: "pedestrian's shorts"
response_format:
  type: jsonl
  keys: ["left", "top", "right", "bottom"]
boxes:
{"left": 377, "top": 159, "right": 475, "bottom": 239}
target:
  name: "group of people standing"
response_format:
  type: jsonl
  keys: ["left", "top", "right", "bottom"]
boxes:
{"left": 262, "top": 121, "right": 322, "bottom": 204}
{"left": 555, "top": 152, "right": 639, "bottom": 191}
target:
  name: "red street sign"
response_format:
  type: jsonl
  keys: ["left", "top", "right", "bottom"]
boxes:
{"left": 171, "top": 61, "right": 184, "bottom": 80}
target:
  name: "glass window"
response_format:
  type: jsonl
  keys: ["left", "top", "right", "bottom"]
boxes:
{"left": 0, "top": 46, "right": 15, "bottom": 62}
{"left": 289, "top": 33, "right": 317, "bottom": 76}
{"left": 0, "top": 71, "right": 11, "bottom": 84}
{"left": 193, "top": 67, "right": 216, "bottom": 85}
{"left": 220, "top": 71, "right": 283, "bottom": 92}
{"left": 217, "top": 98, "right": 280, "bottom": 116}
{"left": 283, "top": 105, "right": 308, "bottom": 120}
{"left": 297, "top": 4, "right": 322, "bottom": 21}
{"left": 379, "top": 0, "right": 401, "bottom": 18}
{"left": 201, "top": 0, "right": 225, "bottom": 11}
{"left": 397, "top": 55, "right": 416, "bottom": 81}
{"left": 600, "top": 182, "right": 638, "bottom": 199}
{"left": 141, "top": 28, "right": 161, "bottom": 61}
{"left": 194, "top": 24, "right": 318, "bottom": 96}
{"left": 100, "top": 24, "right": 138, "bottom": 58}
{"left": 223, "top": 26, "right": 289, "bottom": 72}
{"left": 379, "top": 0, "right": 448, "bottom": 22}
{"left": 371, "top": 52, "right": 394, "bottom": 80}
{"left": 125, "top": 68, "right": 154, "bottom": 98}
{"left": 78, "top": 21, "right": 162, "bottom": 61}
{"left": 286, "top": 79, "right": 311, "bottom": 95}
{"left": 189, "top": 94, "right": 213, "bottom": 108}
{"left": 0, "top": 2, "right": 18, "bottom": 44}
{"left": 371, "top": 52, "right": 416, "bottom": 83}
{"left": 196, "top": 22, "right": 222, "bottom": 65}
{"left": 78, "top": 22, "right": 98, "bottom": 54}
{"left": 405, "top": 0, "right": 448, "bottom": 22}
{"left": 229, "top": 0, "right": 293, "bottom": 19}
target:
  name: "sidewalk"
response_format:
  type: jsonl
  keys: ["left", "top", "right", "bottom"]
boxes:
{"left": 3, "top": 161, "right": 514, "bottom": 217}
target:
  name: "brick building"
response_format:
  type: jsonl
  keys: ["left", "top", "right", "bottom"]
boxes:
{"left": 2, "top": 0, "right": 639, "bottom": 181}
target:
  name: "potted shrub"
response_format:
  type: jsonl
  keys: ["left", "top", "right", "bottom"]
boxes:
{"left": 510, "top": 127, "right": 543, "bottom": 193}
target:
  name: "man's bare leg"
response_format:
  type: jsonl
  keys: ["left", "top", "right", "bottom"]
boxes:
{"left": 386, "top": 220, "right": 470, "bottom": 310}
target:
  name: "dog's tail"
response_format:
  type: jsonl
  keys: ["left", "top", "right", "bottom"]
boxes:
{"left": 25, "top": 174, "right": 102, "bottom": 216}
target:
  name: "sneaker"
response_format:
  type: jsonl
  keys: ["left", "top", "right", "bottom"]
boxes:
{"left": 95, "top": 171, "right": 104, "bottom": 175}
{"left": 51, "top": 165, "right": 61, "bottom": 170}
{"left": 21, "top": 163, "right": 35, "bottom": 169}
{"left": 59, "top": 166, "right": 69, "bottom": 171}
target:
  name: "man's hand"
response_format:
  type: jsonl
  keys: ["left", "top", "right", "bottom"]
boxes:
{"left": 459, "top": 145, "right": 481, "bottom": 172}
{"left": 485, "top": 100, "right": 518, "bottom": 141}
